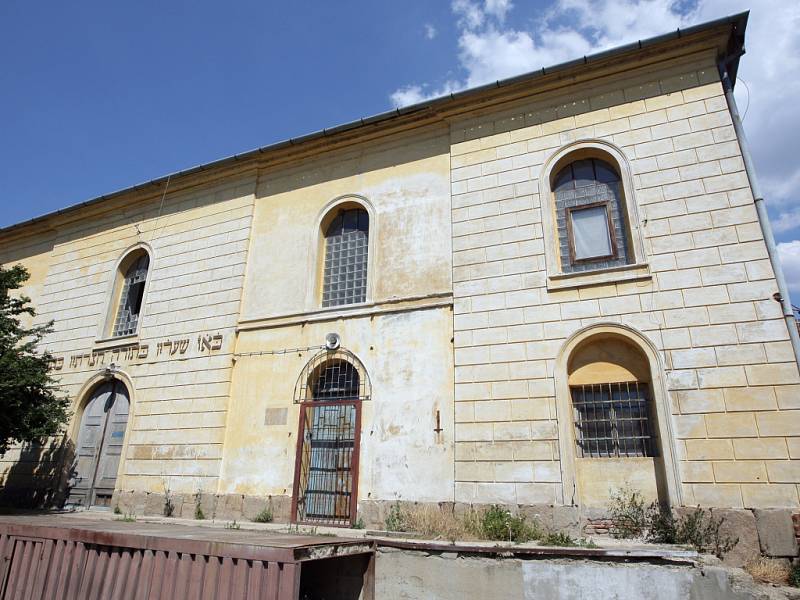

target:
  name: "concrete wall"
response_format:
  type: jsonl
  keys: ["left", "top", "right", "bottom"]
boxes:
{"left": 375, "top": 547, "right": 765, "bottom": 600}
{"left": 0, "top": 231, "right": 57, "bottom": 329}
{"left": 240, "top": 129, "right": 453, "bottom": 320}
{"left": 450, "top": 50, "right": 800, "bottom": 511}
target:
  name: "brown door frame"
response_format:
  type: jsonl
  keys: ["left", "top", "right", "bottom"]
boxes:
{"left": 291, "top": 399, "right": 362, "bottom": 527}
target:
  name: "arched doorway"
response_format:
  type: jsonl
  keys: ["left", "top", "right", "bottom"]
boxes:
{"left": 291, "top": 349, "right": 370, "bottom": 526}
{"left": 67, "top": 379, "right": 130, "bottom": 508}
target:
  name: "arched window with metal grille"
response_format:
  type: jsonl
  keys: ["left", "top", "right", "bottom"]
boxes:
{"left": 294, "top": 349, "right": 371, "bottom": 403}
{"left": 112, "top": 251, "right": 150, "bottom": 337}
{"left": 321, "top": 208, "right": 369, "bottom": 307}
{"left": 292, "top": 349, "right": 370, "bottom": 526}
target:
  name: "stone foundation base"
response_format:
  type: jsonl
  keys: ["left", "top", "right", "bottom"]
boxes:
{"left": 103, "top": 491, "right": 800, "bottom": 565}
{"left": 112, "top": 490, "right": 293, "bottom": 523}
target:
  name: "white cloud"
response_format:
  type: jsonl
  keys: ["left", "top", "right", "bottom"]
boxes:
{"left": 452, "top": 0, "right": 485, "bottom": 30}
{"left": 391, "top": 0, "right": 800, "bottom": 243}
{"left": 778, "top": 241, "right": 800, "bottom": 299}
{"left": 693, "top": 0, "right": 800, "bottom": 214}
{"left": 554, "top": 0, "right": 688, "bottom": 47}
{"left": 392, "top": 0, "right": 693, "bottom": 106}
{"left": 772, "top": 209, "right": 800, "bottom": 235}
{"left": 424, "top": 23, "right": 437, "bottom": 40}
{"left": 763, "top": 166, "right": 800, "bottom": 210}
{"left": 389, "top": 80, "right": 463, "bottom": 108}
{"left": 457, "top": 27, "right": 594, "bottom": 88}
{"left": 484, "top": 0, "right": 513, "bottom": 22}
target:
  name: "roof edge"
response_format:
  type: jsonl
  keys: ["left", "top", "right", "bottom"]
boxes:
{"left": 0, "top": 11, "right": 748, "bottom": 239}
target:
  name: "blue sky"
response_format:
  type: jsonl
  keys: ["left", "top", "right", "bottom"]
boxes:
{"left": 1, "top": 1, "right": 799, "bottom": 295}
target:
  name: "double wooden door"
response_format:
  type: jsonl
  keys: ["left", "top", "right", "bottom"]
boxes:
{"left": 67, "top": 380, "right": 130, "bottom": 507}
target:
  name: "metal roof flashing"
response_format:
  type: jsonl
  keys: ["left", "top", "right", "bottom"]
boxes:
{"left": 0, "top": 11, "right": 748, "bottom": 239}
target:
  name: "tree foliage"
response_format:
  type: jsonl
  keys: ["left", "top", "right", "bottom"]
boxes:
{"left": 0, "top": 264, "right": 69, "bottom": 454}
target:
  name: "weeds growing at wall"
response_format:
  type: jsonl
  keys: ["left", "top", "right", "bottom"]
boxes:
{"left": 609, "top": 486, "right": 648, "bottom": 538}
{"left": 384, "top": 503, "right": 406, "bottom": 532}
{"left": 194, "top": 490, "right": 205, "bottom": 520}
{"left": 790, "top": 564, "right": 800, "bottom": 587}
{"left": 252, "top": 507, "right": 273, "bottom": 523}
{"left": 383, "top": 503, "right": 562, "bottom": 544}
{"left": 479, "top": 505, "right": 540, "bottom": 542}
{"left": 114, "top": 512, "right": 136, "bottom": 522}
{"left": 163, "top": 486, "right": 175, "bottom": 518}
{"left": 609, "top": 488, "right": 738, "bottom": 558}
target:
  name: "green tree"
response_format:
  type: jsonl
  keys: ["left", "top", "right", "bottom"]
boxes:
{"left": 0, "top": 264, "right": 69, "bottom": 454}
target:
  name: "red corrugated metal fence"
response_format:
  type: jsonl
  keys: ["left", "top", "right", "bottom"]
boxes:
{"left": 0, "top": 518, "right": 373, "bottom": 600}
{"left": 0, "top": 534, "right": 299, "bottom": 600}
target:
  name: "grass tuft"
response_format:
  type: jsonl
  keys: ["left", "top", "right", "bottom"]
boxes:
{"left": 744, "top": 557, "right": 791, "bottom": 586}
{"left": 252, "top": 507, "right": 273, "bottom": 523}
{"left": 383, "top": 503, "right": 547, "bottom": 544}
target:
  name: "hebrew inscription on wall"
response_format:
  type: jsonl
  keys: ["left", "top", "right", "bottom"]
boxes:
{"left": 48, "top": 333, "right": 224, "bottom": 372}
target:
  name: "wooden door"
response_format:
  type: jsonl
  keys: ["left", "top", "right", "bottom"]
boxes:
{"left": 67, "top": 380, "right": 130, "bottom": 507}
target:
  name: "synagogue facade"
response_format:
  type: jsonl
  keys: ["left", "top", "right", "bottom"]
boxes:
{"left": 1, "top": 12, "right": 799, "bottom": 536}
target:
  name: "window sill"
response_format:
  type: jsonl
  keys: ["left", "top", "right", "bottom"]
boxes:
{"left": 238, "top": 292, "right": 453, "bottom": 332}
{"left": 547, "top": 262, "right": 651, "bottom": 291}
{"left": 94, "top": 334, "right": 140, "bottom": 350}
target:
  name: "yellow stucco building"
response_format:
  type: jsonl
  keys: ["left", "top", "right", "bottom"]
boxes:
{"left": 1, "top": 12, "right": 798, "bottom": 547}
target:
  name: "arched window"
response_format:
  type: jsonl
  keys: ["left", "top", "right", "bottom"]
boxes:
{"left": 321, "top": 208, "right": 368, "bottom": 307}
{"left": 295, "top": 349, "right": 371, "bottom": 403}
{"left": 556, "top": 325, "right": 681, "bottom": 509}
{"left": 552, "top": 158, "right": 632, "bottom": 273}
{"left": 311, "top": 360, "right": 361, "bottom": 400}
{"left": 112, "top": 250, "right": 149, "bottom": 337}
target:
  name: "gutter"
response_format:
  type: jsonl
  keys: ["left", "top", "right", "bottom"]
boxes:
{"left": 718, "top": 56, "right": 800, "bottom": 367}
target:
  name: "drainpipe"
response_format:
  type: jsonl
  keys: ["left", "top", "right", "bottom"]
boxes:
{"left": 718, "top": 57, "right": 800, "bottom": 367}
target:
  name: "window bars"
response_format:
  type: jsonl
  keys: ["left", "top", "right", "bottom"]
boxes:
{"left": 295, "top": 402, "right": 358, "bottom": 525}
{"left": 571, "top": 381, "right": 657, "bottom": 458}
{"left": 294, "top": 349, "right": 371, "bottom": 403}
{"left": 322, "top": 209, "right": 368, "bottom": 307}
{"left": 112, "top": 253, "right": 149, "bottom": 337}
